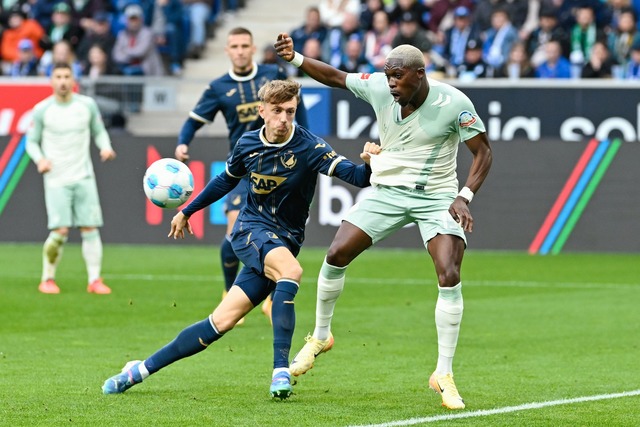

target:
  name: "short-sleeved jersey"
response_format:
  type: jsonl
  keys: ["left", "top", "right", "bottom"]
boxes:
{"left": 189, "top": 63, "right": 306, "bottom": 152}
{"left": 25, "top": 93, "right": 112, "bottom": 187}
{"left": 227, "top": 125, "right": 349, "bottom": 246}
{"left": 346, "top": 73, "right": 486, "bottom": 194}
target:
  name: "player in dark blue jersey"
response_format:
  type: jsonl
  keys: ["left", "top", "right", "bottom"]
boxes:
{"left": 102, "top": 80, "right": 379, "bottom": 399}
{"left": 175, "top": 27, "right": 309, "bottom": 320}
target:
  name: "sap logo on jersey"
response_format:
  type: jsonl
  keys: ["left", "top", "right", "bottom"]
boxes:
{"left": 250, "top": 172, "right": 287, "bottom": 194}
{"left": 236, "top": 101, "right": 261, "bottom": 123}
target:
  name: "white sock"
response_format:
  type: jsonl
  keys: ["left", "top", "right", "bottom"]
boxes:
{"left": 139, "top": 361, "right": 150, "bottom": 380}
{"left": 435, "top": 283, "right": 464, "bottom": 375}
{"left": 312, "top": 258, "right": 347, "bottom": 340}
{"left": 81, "top": 230, "right": 103, "bottom": 283}
{"left": 42, "top": 231, "right": 67, "bottom": 281}
{"left": 272, "top": 367, "right": 289, "bottom": 378}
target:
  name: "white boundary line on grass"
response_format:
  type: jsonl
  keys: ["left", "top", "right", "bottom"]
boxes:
{"left": 349, "top": 389, "right": 640, "bottom": 427}
{"left": 8, "top": 272, "right": 638, "bottom": 289}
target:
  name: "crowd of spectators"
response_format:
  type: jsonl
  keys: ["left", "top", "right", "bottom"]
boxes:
{"left": 0, "top": 0, "right": 243, "bottom": 78}
{"left": 4, "top": 0, "right": 640, "bottom": 81}
{"left": 270, "top": 0, "right": 640, "bottom": 80}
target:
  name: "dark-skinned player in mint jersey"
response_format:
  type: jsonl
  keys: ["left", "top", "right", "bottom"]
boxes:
{"left": 176, "top": 27, "right": 309, "bottom": 323}
{"left": 103, "top": 79, "right": 379, "bottom": 400}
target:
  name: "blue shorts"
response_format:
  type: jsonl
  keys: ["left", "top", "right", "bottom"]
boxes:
{"left": 233, "top": 267, "right": 275, "bottom": 307}
{"left": 230, "top": 220, "right": 300, "bottom": 277}
{"left": 223, "top": 178, "right": 248, "bottom": 213}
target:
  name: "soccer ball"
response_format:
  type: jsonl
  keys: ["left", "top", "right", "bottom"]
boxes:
{"left": 143, "top": 158, "right": 194, "bottom": 208}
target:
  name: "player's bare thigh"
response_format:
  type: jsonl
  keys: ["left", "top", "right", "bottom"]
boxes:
{"left": 225, "top": 209, "right": 239, "bottom": 235}
{"left": 325, "top": 221, "right": 373, "bottom": 267}
{"left": 427, "top": 234, "right": 465, "bottom": 287}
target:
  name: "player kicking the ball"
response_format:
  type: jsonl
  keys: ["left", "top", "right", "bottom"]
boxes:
{"left": 102, "top": 80, "right": 379, "bottom": 399}
{"left": 274, "top": 35, "right": 493, "bottom": 409}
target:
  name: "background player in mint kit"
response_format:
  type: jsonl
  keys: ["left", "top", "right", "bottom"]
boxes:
{"left": 26, "top": 62, "right": 117, "bottom": 295}
{"left": 103, "top": 80, "right": 379, "bottom": 399}
{"left": 275, "top": 35, "right": 493, "bottom": 410}
{"left": 175, "top": 27, "right": 308, "bottom": 322}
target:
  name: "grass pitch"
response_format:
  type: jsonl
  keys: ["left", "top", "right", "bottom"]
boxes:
{"left": 1, "top": 243, "right": 639, "bottom": 426}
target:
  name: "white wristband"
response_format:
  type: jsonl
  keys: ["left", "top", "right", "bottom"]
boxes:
{"left": 288, "top": 51, "right": 304, "bottom": 68}
{"left": 458, "top": 186, "right": 474, "bottom": 203}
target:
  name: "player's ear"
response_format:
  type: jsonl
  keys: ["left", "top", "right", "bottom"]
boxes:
{"left": 258, "top": 103, "right": 265, "bottom": 119}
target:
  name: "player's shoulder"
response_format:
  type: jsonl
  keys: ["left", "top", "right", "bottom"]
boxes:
{"left": 256, "top": 63, "right": 287, "bottom": 79}
{"left": 427, "top": 77, "right": 472, "bottom": 102}
{"left": 33, "top": 95, "right": 56, "bottom": 112}
{"left": 236, "top": 128, "right": 262, "bottom": 150}
{"left": 294, "top": 125, "right": 328, "bottom": 150}
{"left": 72, "top": 93, "right": 98, "bottom": 106}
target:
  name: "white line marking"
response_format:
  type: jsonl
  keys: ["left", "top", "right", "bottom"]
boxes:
{"left": 5, "top": 272, "right": 640, "bottom": 289}
{"left": 349, "top": 389, "right": 640, "bottom": 427}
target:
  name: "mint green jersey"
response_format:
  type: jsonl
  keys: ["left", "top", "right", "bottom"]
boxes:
{"left": 26, "top": 93, "right": 112, "bottom": 187}
{"left": 346, "top": 73, "right": 485, "bottom": 194}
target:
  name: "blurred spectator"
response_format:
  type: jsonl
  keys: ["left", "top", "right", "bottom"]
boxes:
{"left": 323, "top": 11, "right": 363, "bottom": 67}
{"left": 9, "top": 38, "right": 39, "bottom": 76}
{"left": 40, "top": 2, "right": 83, "bottom": 52}
{"left": 39, "top": 39, "right": 82, "bottom": 76}
{"left": 607, "top": 7, "right": 637, "bottom": 66}
{"left": 603, "top": 0, "right": 632, "bottom": 32}
{"left": 494, "top": 41, "right": 535, "bottom": 78}
{"left": 392, "top": 10, "right": 432, "bottom": 52}
{"left": 318, "top": 0, "right": 361, "bottom": 27}
{"left": 625, "top": 38, "right": 640, "bottom": 78}
{"left": 0, "top": 0, "right": 30, "bottom": 27}
{"left": 112, "top": 3, "right": 164, "bottom": 75}
{"left": 338, "top": 36, "right": 375, "bottom": 73}
{"left": 296, "top": 37, "right": 323, "bottom": 77}
{"left": 182, "top": 0, "right": 211, "bottom": 59}
{"left": 482, "top": 8, "right": 518, "bottom": 73}
{"left": 291, "top": 6, "right": 327, "bottom": 51}
{"left": 554, "top": 0, "right": 609, "bottom": 31}
{"left": 581, "top": 40, "right": 615, "bottom": 78}
{"left": 76, "top": 11, "right": 115, "bottom": 71}
{"left": 569, "top": 6, "right": 606, "bottom": 66}
{"left": 440, "top": 6, "right": 480, "bottom": 70}
{"left": 363, "top": 9, "right": 397, "bottom": 70}
{"left": 83, "top": 43, "right": 119, "bottom": 77}
{"left": 156, "top": 0, "right": 186, "bottom": 75}
{"left": 535, "top": 39, "right": 572, "bottom": 78}
{"left": 526, "top": 7, "right": 570, "bottom": 67}
{"left": 0, "top": 8, "right": 45, "bottom": 73}
{"left": 359, "top": 0, "right": 385, "bottom": 32}
{"left": 427, "top": 0, "right": 474, "bottom": 33}
{"left": 457, "top": 38, "right": 488, "bottom": 79}
{"left": 474, "top": 0, "right": 530, "bottom": 33}
{"left": 389, "top": 0, "right": 430, "bottom": 30}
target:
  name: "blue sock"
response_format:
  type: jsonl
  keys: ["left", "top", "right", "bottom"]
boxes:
{"left": 220, "top": 236, "right": 239, "bottom": 292}
{"left": 271, "top": 279, "right": 299, "bottom": 369}
{"left": 144, "top": 317, "right": 222, "bottom": 374}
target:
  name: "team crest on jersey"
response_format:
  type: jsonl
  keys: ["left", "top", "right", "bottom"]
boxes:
{"left": 250, "top": 172, "right": 287, "bottom": 194}
{"left": 458, "top": 111, "right": 476, "bottom": 128}
{"left": 280, "top": 151, "right": 297, "bottom": 169}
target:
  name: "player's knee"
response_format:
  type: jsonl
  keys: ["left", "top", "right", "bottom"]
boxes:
{"left": 437, "top": 268, "right": 460, "bottom": 287}
{"left": 325, "top": 246, "right": 351, "bottom": 268}
{"left": 54, "top": 227, "right": 70, "bottom": 237}
{"left": 282, "top": 264, "right": 303, "bottom": 283}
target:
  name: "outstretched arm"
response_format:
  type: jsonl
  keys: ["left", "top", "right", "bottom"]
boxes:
{"left": 274, "top": 33, "right": 348, "bottom": 89}
{"left": 448, "top": 132, "right": 492, "bottom": 232}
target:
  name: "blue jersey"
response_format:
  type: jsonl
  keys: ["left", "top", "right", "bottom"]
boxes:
{"left": 183, "top": 63, "right": 309, "bottom": 152}
{"left": 183, "top": 125, "right": 371, "bottom": 247}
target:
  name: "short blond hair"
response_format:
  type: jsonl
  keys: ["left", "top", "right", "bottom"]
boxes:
{"left": 258, "top": 80, "right": 301, "bottom": 105}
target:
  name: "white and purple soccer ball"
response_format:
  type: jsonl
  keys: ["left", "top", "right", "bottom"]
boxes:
{"left": 143, "top": 158, "right": 194, "bottom": 208}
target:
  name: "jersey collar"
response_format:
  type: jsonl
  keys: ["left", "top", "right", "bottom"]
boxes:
{"left": 229, "top": 62, "right": 259, "bottom": 82}
{"left": 259, "top": 123, "right": 296, "bottom": 147}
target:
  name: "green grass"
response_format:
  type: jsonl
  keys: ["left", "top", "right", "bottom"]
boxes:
{"left": 1, "top": 243, "right": 639, "bottom": 426}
